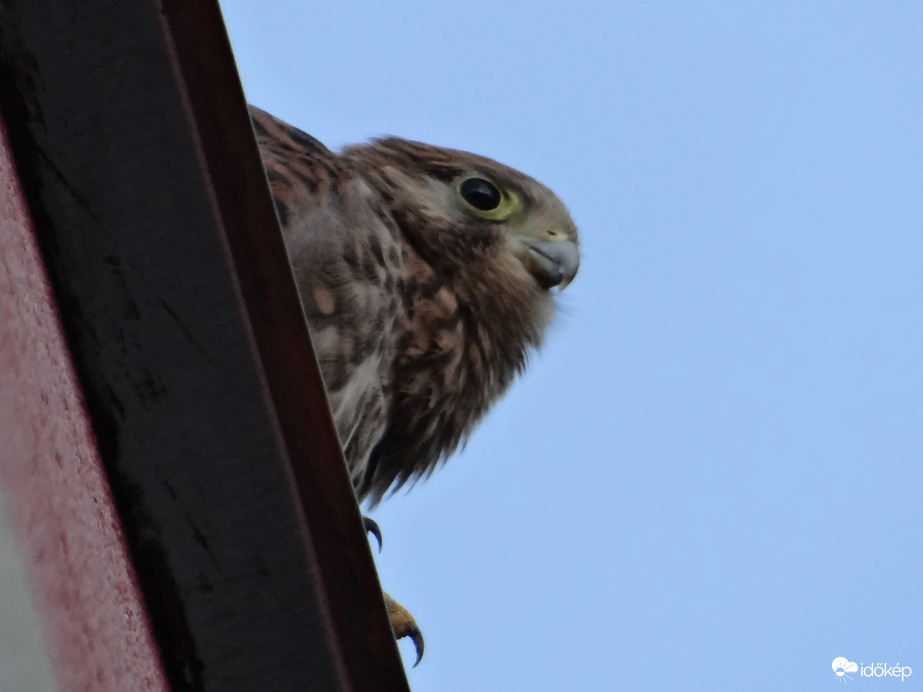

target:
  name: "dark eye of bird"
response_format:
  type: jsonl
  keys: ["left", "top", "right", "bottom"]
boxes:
{"left": 460, "top": 177, "right": 502, "bottom": 211}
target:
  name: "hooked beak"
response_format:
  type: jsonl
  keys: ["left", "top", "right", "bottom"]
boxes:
{"left": 520, "top": 238, "right": 580, "bottom": 290}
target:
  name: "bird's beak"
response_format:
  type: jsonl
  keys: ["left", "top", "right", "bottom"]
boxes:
{"left": 520, "top": 238, "right": 580, "bottom": 290}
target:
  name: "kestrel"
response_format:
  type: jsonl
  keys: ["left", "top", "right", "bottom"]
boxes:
{"left": 252, "top": 106, "right": 579, "bottom": 664}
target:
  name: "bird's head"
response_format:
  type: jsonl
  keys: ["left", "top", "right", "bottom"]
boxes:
{"left": 344, "top": 139, "right": 579, "bottom": 295}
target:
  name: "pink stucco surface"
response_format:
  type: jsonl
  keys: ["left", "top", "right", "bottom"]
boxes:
{"left": 0, "top": 117, "right": 169, "bottom": 691}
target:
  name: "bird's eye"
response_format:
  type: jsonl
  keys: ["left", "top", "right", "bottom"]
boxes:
{"left": 459, "top": 177, "right": 502, "bottom": 211}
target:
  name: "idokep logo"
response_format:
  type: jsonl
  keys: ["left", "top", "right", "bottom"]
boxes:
{"left": 832, "top": 657, "right": 912, "bottom": 683}
{"left": 833, "top": 658, "right": 859, "bottom": 682}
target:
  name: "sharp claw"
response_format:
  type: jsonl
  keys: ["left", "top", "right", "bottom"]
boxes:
{"left": 407, "top": 625, "right": 425, "bottom": 667}
{"left": 362, "top": 516, "right": 382, "bottom": 552}
{"left": 384, "top": 592, "right": 424, "bottom": 667}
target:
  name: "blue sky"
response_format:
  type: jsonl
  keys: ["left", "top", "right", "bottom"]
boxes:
{"left": 220, "top": 2, "right": 923, "bottom": 689}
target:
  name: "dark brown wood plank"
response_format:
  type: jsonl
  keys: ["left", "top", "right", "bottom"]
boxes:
{"left": 0, "top": 1, "right": 408, "bottom": 689}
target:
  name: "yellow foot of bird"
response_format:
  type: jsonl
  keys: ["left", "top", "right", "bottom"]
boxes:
{"left": 363, "top": 517, "right": 424, "bottom": 666}
{"left": 383, "top": 592, "right": 424, "bottom": 667}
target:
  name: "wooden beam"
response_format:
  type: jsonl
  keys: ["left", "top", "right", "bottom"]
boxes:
{"left": 0, "top": 1, "right": 409, "bottom": 690}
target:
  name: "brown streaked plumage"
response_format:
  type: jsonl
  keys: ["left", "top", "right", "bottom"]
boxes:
{"left": 252, "top": 105, "right": 579, "bottom": 506}
{"left": 252, "top": 105, "right": 579, "bottom": 664}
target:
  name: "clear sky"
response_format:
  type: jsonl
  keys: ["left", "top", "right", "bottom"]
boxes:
{"left": 220, "top": 2, "right": 923, "bottom": 690}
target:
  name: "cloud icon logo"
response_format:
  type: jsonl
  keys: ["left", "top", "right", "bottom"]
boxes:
{"left": 832, "top": 657, "right": 859, "bottom": 681}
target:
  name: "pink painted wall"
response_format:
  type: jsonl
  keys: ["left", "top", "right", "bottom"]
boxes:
{"left": 0, "top": 116, "right": 169, "bottom": 691}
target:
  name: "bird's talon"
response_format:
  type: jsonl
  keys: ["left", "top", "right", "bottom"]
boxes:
{"left": 384, "top": 592, "right": 424, "bottom": 666}
{"left": 407, "top": 624, "right": 424, "bottom": 667}
{"left": 362, "top": 516, "right": 382, "bottom": 552}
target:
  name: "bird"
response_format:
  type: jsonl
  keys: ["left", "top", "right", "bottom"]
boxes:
{"left": 251, "top": 105, "right": 579, "bottom": 664}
